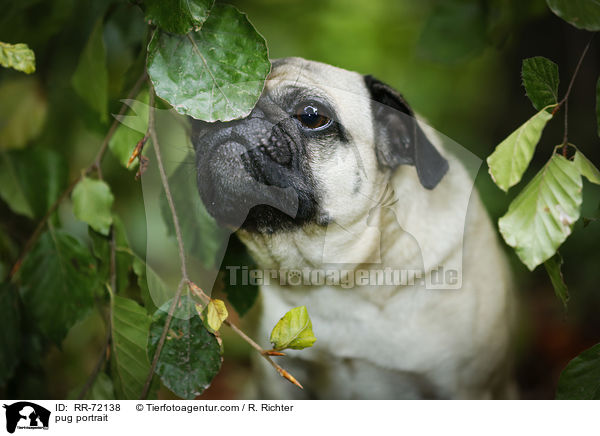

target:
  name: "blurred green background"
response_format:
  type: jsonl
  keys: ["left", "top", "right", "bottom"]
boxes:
{"left": 1, "top": 0, "right": 599, "bottom": 399}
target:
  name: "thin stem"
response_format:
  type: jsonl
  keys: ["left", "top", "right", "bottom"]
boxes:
{"left": 147, "top": 84, "right": 188, "bottom": 281}
{"left": 140, "top": 278, "right": 186, "bottom": 400}
{"left": 77, "top": 314, "right": 111, "bottom": 400}
{"left": 9, "top": 72, "right": 147, "bottom": 279}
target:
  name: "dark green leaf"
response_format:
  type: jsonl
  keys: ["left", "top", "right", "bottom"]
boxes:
{"left": 148, "top": 295, "right": 222, "bottom": 399}
{"left": 487, "top": 108, "right": 554, "bottom": 192}
{"left": 72, "top": 177, "right": 114, "bottom": 236}
{"left": 417, "top": 0, "right": 487, "bottom": 64}
{"left": 556, "top": 343, "right": 600, "bottom": 399}
{"left": 111, "top": 295, "right": 153, "bottom": 399}
{"left": 19, "top": 229, "right": 98, "bottom": 344}
{"left": 546, "top": 0, "right": 600, "bottom": 31}
{"left": 0, "top": 147, "right": 68, "bottom": 219}
{"left": 270, "top": 306, "right": 317, "bottom": 351}
{"left": 0, "top": 41, "right": 35, "bottom": 74}
{"left": 71, "top": 18, "right": 108, "bottom": 122}
{"left": 147, "top": 4, "right": 270, "bottom": 121}
{"left": 499, "top": 154, "right": 582, "bottom": 270}
{"left": 161, "top": 156, "right": 229, "bottom": 269}
{"left": 522, "top": 57, "right": 559, "bottom": 111}
{"left": 145, "top": 0, "right": 214, "bottom": 34}
{"left": 108, "top": 89, "right": 149, "bottom": 170}
{"left": 67, "top": 372, "right": 115, "bottom": 400}
{"left": 0, "top": 283, "right": 21, "bottom": 386}
{"left": 543, "top": 252, "right": 569, "bottom": 307}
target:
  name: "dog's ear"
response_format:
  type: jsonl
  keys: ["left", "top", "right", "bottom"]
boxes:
{"left": 364, "top": 75, "right": 448, "bottom": 189}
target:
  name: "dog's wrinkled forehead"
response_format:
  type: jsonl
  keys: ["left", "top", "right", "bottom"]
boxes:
{"left": 264, "top": 57, "right": 370, "bottom": 110}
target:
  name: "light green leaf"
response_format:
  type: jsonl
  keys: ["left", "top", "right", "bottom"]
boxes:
{"left": 67, "top": 372, "right": 115, "bottom": 400}
{"left": 0, "top": 78, "right": 47, "bottom": 150}
{"left": 19, "top": 229, "right": 98, "bottom": 344}
{"left": 270, "top": 306, "right": 316, "bottom": 351}
{"left": 200, "top": 299, "right": 228, "bottom": 333}
{"left": 147, "top": 4, "right": 270, "bottom": 121}
{"left": 546, "top": 0, "right": 600, "bottom": 31}
{"left": 0, "top": 283, "right": 21, "bottom": 386}
{"left": 556, "top": 342, "right": 600, "bottom": 399}
{"left": 522, "top": 57, "right": 559, "bottom": 111}
{"left": 543, "top": 252, "right": 569, "bottom": 307}
{"left": 574, "top": 150, "right": 600, "bottom": 185}
{"left": 0, "top": 41, "right": 35, "bottom": 74}
{"left": 145, "top": 0, "right": 214, "bottom": 34}
{"left": 487, "top": 107, "right": 554, "bottom": 192}
{"left": 71, "top": 18, "right": 108, "bottom": 122}
{"left": 148, "top": 295, "right": 222, "bottom": 399}
{"left": 111, "top": 295, "right": 153, "bottom": 400}
{"left": 0, "top": 147, "right": 67, "bottom": 219}
{"left": 109, "top": 89, "right": 149, "bottom": 170}
{"left": 72, "top": 177, "right": 114, "bottom": 236}
{"left": 499, "top": 154, "right": 582, "bottom": 271}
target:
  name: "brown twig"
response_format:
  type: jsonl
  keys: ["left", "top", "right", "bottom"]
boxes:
{"left": 140, "top": 278, "right": 186, "bottom": 400}
{"left": 9, "top": 72, "right": 148, "bottom": 279}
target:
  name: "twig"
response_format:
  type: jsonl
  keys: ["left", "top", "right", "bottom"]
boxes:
{"left": 9, "top": 72, "right": 148, "bottom": 279}
{"left": 550, "top": 35, "right": 594, "bottom": 153}
{"left": 146, "top": 84, "right": 188, "bottom": 280}
{"left": 223, "top": 320, "right": 303, "bottom": 390}
{"left": 140, "top": 278, "right": 186, "bottom": 399}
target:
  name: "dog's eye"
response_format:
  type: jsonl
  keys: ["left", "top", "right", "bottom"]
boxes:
{"left": 295, "top": 103, "right": 331, "bottom": 130}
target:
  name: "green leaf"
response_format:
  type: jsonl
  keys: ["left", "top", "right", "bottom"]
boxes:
{"left": 19, "top": 229, "right": 98, "bottom": 344}
{"left": 0, "top": 147, "right": 68, "bottom": 219}
{"left": 543, "top": 252, "right": 569, "bottom": 307}
{"left": 111, "top": 295, "right": 152, "bottom": 399}
{"left": 0, "top": 78, "right": 47, "bottom": 150}
{"left": 147, "top": 4, "right": 270, "bottom": 121}
{"left": 416, "top": 0, "right": 487, "bottom": 64}
{"left": 148, "top": 295, "right": 222, "bottom": 399}
{"left": 72, "top": 177, "right": 114, "bottom": 236}
{"left": 0, "top": 283, "right": 21, "bottom": 386}
{"left": 270, "top": 306, "right": 317, "bottom": 351}
{"left": 71, "top": 18, "right": 108, "bottom": 123}
{"left": 161, "top": 157, "right": 229, "bottom": 268}
{"left": 546, "top": 0, "right": 600, "bottom": 31}
{"left": 201, "top": 299, "right": 228, "bottom": 333}
{"left": 556, "top": 343, "right": 600, "bottom": 399}
{"left": 67, "top": 372, "right": 115, "bottom": 400}
{"left": 522, "top": 57, "right": 559, "bottom": 111}
{"left": 145, "top": 0, "right": 214, "bottom": 34}
{"left": 0, "top": 41, "right": 35, "bottom": 74}
{"left": 487, "top": 107, "right": 554, "bottom": 192}
{"left": 109, "top": 89, "right": 149, "bottom": 170}
{"left": 573, "top": 150, "right": 600, "bottom": 185}
{"left": 499, "top": 154, "right": 582, "bottom": 271}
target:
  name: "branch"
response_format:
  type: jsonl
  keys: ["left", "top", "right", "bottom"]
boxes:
{"left": 77, "top": 311, "right": 112, "bottom": 400}
{"left": 9, "top": 72, "right": 148, "bottom": 279}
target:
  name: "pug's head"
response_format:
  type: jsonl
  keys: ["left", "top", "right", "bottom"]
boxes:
{"left": 191, "top": 57, "right": 448, "bottom": 234}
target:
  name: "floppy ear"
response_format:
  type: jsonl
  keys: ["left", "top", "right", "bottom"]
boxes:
{"left": 364, "top": 75, "right": 448, "bottom": 189}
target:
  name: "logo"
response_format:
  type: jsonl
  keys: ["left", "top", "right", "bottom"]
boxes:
{"left": 2, "top": 402, "right": 50, "bottom": 434}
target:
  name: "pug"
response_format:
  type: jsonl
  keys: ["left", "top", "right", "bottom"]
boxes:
{"left": 191, "top": 57, "right": 516, "bottom": 399}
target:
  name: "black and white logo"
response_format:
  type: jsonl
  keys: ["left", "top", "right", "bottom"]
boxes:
{"left": 2, "top": 402, "right": 50, "bottom": 434}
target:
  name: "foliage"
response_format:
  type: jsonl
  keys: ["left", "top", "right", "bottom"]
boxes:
{"left": 486, "top": 0, "right": 600, "bottom": 398}
{"left": 0, "top": 42, "right": 35, "bottom": 74}
{"left": 270, "top": 306, "right": 317, "bottom": 351}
